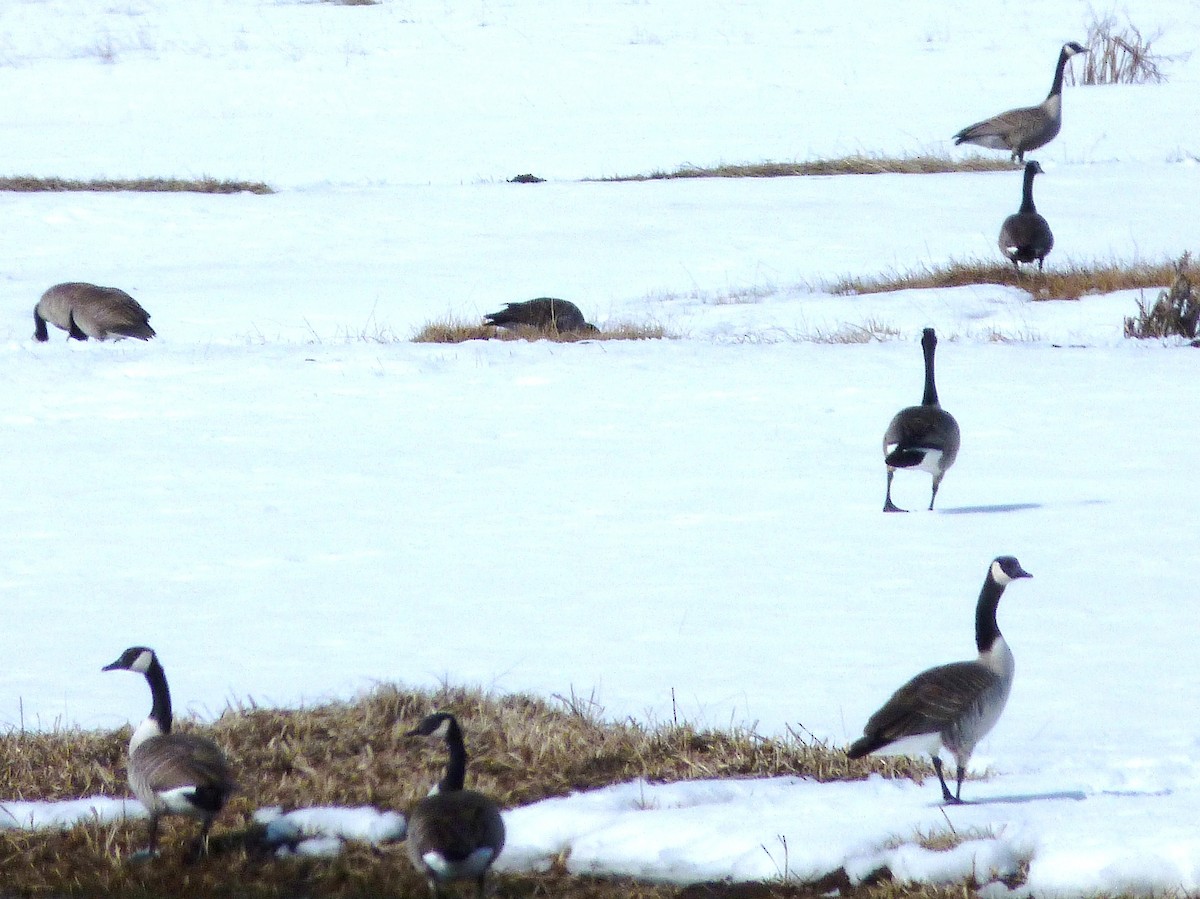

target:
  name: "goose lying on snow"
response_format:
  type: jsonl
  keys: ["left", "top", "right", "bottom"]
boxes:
{"left": 406, "top": 712, "right": 505, "bottom": 898}
{"left": 103, "top": 647, "right": 236, "bottom": 856}
{"left": 483, "top": 297, "right": 597, "bottom": 334}
{"left": 954, "top": 42, "right": 1088, "bottom": 163}
{"left": 34, "top": 282, "right": 155, "bottom": 342}
{"left": 882, "top": 328, "right": 960, "bottom": 512}
{"left": 999, "top": 161, "right": 1054, "bottom": 270}
{"left": 848, "top": 556, "right": 1033, "bottom": 804}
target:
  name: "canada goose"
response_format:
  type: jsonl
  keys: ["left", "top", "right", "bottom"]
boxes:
{"left": 483, "top": 297, "right": 598, "bottom": 334}
{"left": 953, "top": 42, "right": 1088, "bottom": 163}
{"left": 848, "top": 556, "right": 1033, "bottom": 804}
{"left": 883, "top": 328, "right": 961, "bottom": 512}
{"left": 406, "top": 712, "right": 505, "bottom": 898}
{"left": 999, "top": 161, "right": 1054, "bottom": 271}
{"left": 34, "top": 282, "right": 155, "bottom": 342}
{"left": 102, "top": 646, "right": 235, "bottom": 856}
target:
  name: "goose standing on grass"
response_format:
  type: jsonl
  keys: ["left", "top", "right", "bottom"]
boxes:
{"left": 483, "top": 297, "right": 598, "bottom": 334}
{"left": 406, "top": 712, "right": 505, "bottom": 899}
{"left": 103, "top": 646, "right": 235, "bottom": 857}
{"left": 882, "top": 328, "right": 960, "bottom": 512}
{"left": 33, "top": 281, "right": 155, "bottom": 342}
{"left": 953, "top": 42, "right": 1088, "bottom": 163}
{"left": 848, "top": 556, "right": 1033, "bottom": 804}
{"left": 999, "top": 161, "right": 1054, "bottom": 271}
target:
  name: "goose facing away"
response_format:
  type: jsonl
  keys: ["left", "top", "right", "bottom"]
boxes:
{"left": 483, "top": 297, "right": 598, "bottom": 334}
{"left": 34, "top": 282, "right": 155, "bottom": 342}
{"left": 406, "top": 712, "right": 506, "bottom": 899}
{"left": 999, "top": 161, "right": 1054, "bottom": 270}
{"left": 953, "top": 42, "right": 1088, "bottom": 163}
{"left": 847, "top": 556, "right": 1033, "bottom": 803}
{"left": 883, "top": 328, "right": 961, "bottom": 512}
{"left": 102, "top": 647, "right": 235, "bottom": 856}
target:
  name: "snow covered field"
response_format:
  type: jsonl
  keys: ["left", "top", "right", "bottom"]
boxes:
{"left": 1, "top": 0, "right": 1198, "bottom": 894}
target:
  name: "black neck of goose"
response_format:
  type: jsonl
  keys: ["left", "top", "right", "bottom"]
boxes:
{"left": 1020, "top": 167, "right": 1039, "bottom": 214}
{"left": 975, "top": 575, "right": 1006, "bottom": 653}
{"left": 1048, "top": 47, "right": 1070, "bottom": 98}
{"left": 144, "top": 656, "right": 173, "bottom": 734}
{"left": 438, "top": 717, "right": 467, "bottom": 792}
{"left": 921, "top": 336, "right": 939, "bottom": 406}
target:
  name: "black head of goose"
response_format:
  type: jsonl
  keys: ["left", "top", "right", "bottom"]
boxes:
{"left": 999, "top": 161, "right": 1054, "bottom": 271}
{"left": 847, "top": 556, "right": 1032, "bottom": 804}
{"left": 882, "top": 328, "right": 961, "bottom": 512}
{"left": 406, "top": 712, "right": 505, "bottom": 899}
{"left": 953, "top": 42, "right": 1088, "bottom": 163}
{"left": 482, "top": 297, "right": 598, "bottom": 335}
{"left": 102, "top": 646, "right": 235, "bottom": 856}
{"left": 34, "top": 282, "right": 155, "bottom": 342}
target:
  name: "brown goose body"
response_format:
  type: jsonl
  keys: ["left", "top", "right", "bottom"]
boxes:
{"left": 407, "top": 712, "right": 505, "bottom": 898}
{"left": 34, "top": 282, "right": 155, "bottom": 342}
{"left": 483, "top": 297, "right": 597, "bottom": 334}
{"left": 953, "top": 42, "right": 1088, "bottom": 163}
{"left": 103, "top": 646, "right": 235, "bottom": 856}
{"left": 999, "top": 161, "right": 1054, "bottom": 270}
{"left": 848, "top": 557, "right": 1033, "bottom": 803}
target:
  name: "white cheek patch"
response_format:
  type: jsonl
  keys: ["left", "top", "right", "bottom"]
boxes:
{"left": 431, "top": 718, "right": 452, "bottom": 740}
{"left": 131, "top": 651, "right": 154, "bottom": 674}
{"left": 991, "top": 560, "right": 1012, "bottom": 585}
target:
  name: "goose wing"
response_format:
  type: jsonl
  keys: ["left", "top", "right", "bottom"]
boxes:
{"left": 861, "top": 661, "right": 1000, "bottom": 743}
{"left": 84, "top": 288, "right": 155, "bottom": 340}
{"left": 133, "top": 733, "right": 236, "bottom": 805}
{"left": 954, "top": 104, "right": 1048, "bottom": 148}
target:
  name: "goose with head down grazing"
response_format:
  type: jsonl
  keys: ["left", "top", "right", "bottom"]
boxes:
{"left": 34, "top": 282, "right": 155, "bottom": 342}
{"left": 483, "top": 297, "right": 597, "bottom": 335}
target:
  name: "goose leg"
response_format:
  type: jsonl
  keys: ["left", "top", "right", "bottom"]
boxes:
{"left": 955, "top": 764, "right": 967, "bottom": 803}
{"left": 146, "top": 814, "right": 161, "bottom": 855}
{"left": 883, "top": 470, "right": 907, "bottom": 513}
{"left": 476, "top": 874, "right": 488, "bottom": 899}
{"left": 932, "top": 757, "right": 961, "bottom": 804}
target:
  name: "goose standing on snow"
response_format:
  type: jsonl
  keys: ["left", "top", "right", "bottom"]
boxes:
{"left": 953, "top": 42, "right": 1088, "bottom": 163}
{"left": 103, "top": 646, "right": 236, "bottom": 856}
{"left": 882, "top": 328, "right": 960, "bottom": 512}
{"left": 406, "top": 712, "right": 505, "bottom": 899}
{"left": 34, "top": 282, "right": 155, "bottom": 342}
{"left": 999, "top": 161, "right": 1054, "bottom": 270}
{"left": 847, "top": 556, "right": 1033, "bottom": 804}
{"left": 483, "top": 297, "right": 598, "bottom": 334}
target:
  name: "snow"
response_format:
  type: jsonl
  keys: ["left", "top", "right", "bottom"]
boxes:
{"left": 1, "top": 0, "right": 1199, "bottom": 894}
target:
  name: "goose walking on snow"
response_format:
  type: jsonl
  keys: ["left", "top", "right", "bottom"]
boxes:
{"left": 406, "top": 712, "right": 506, "bottom": 898}
{"left": 883, "top": 328, "right": 960, "bottom": 512}
{"left": 34, "top": 282, "right": 155, "bottom": 342}
{"left": 953, "top": 42, "right": 1088, "bottom": 163}
{"left": 103, "top": 647, "right": 236, "bottom": 857}
{"left": 483, "top": 297, "right": 597, "bottom": 334}
{"left": 999, "top": 161, "right": 1054, "bottom": 271}
{"left": 847, "top": 556, "right": 1033, "bottom": 804}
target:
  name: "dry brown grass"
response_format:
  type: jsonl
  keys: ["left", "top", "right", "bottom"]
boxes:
{"left": 592, "top": 154, "right": 1016, "bottom": 182}
{"left": 412, "top": 317, "right": 673, "bottom": 343}
{"left": 1068, "top": 12, "right": 1177, "bottom": 86}
{"left": 1124, "top": 252, "right": 1199, "bottom": 340}
{"left": 0, "top": 683, "right": 942, "bottom": 897}
{"left": 0, "top": 175, "right": 274, "bottom": 194}
{"left": 829, "top": 258, "right": 1177, "bottom": 301}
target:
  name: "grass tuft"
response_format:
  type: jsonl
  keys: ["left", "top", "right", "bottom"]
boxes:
{"left": 1069, "top": 12, "right": 1177, "bottom": 86}
{"left": 591, "top": 154, "right": 1017, "bottom": 182}
{"left": 829, "top": 258, "right": 1178, "bottom": 301}
{"left": 412, "top": 317, "right": 674, "bottom": 343}
{"left": 0, "top": 683, "right": 938, "bottom": 897}
{"left": 0, "top": 175, "right": 274, "bottom": 194}
{"left": 1124, "top": 252, "right": 1199, "bottom": 340}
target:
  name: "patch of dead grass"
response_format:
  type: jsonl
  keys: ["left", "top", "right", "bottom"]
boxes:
{"left": 0, "top": 175, "right": 274, "bottom": 194}
{"left": 1069, "top": 11, "right": 1179, "bottom": 86}
{"left": 412, "top": 317, "right": 673, "bottom": 343}
{"left": 0, "top": 683, "right": 939, "bottom": 897}
{"left": 829, "top": 258, "right": 1176, "bottom": 301}
{"left": 1125, "top": 252, "right": 1199, "bottom": 340}
{"left": 591, "top": 154, "right": 1017, "bottom": 182}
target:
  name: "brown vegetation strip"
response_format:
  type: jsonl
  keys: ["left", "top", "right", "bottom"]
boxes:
{"left": 413, "top": 320, "right": 673, "bottom": 343}
{"left": 0, "top": 683, "right": 936, "bottom": 897}
{"left": 0, "top": 175, "right": 274, "bottom": 194}
{"left": 592, "top": 155, "right": 1017, "bottom": 182}
{"left": 830, "top": 259, "right": 1177, "bottom": 301}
